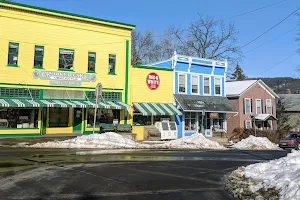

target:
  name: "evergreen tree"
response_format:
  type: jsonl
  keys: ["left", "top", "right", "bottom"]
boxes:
{"left": 231, "top": 63, "right": 247, "bottom": 81}
{"left": 276, "top": 99, "right": 291, "bottom": 130}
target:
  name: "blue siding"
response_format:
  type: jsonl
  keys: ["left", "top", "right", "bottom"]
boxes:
{"left": 176, "top": 62, "right": 189, "bottom": 72}
{"left": 192, "top": 59, "right": 213, "bottom": 65}
{"left": 176, "top": 115, "right": 182, "bottom": 138}
{"left": 211, "top": 77, "right": 215, "bottom": 96}
{"left": 154, "top": 60, "right": 173, "bottom": 69}
{"left": 175, "top": 72, "right": 179, "bottom": 94}
{"left": 214, "top": 67, "right": 225, "bottom": 75}
{"left": 190, "top": 64, "right": 212, "bottom": 74}
{"left": 199, "top": 75, "right": 203, "bottom": 95}
{"left": 184, "top": 131, "right": 197, "bottom": 137}
{"left": 222, "top": 77, "right": 225, "bottom": 96}
{"left": 187, "top": 74, "right": 191, "bottom": 95}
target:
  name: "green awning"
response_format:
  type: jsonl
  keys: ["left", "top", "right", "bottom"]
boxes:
{"left": 0, "top": 99, "right": 130, "bottom": 110}
{"left": 133, "top": 102, "right": 182, "bottom": 116}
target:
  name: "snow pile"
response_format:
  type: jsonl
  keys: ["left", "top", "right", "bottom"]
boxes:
{"left": 29, "top": 132, "right": 143, "bottom": 149}
{"left": 158, "top": 133, "right": 226, "bottom": 149}
{"left": 244, "top": 150, "right": 300, "bottom": 200}
{"left": 232, "top": 135, "right": 280, "bottom": 150}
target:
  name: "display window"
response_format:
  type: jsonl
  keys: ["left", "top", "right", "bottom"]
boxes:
{"left": 0, "top": 108, "right": 38, "bottom": 128}
{"left": 87, "top": 109, "right": 120, "bottom": 126}
{"left": 49, "top": 108, "right": 69, "bottom": 127}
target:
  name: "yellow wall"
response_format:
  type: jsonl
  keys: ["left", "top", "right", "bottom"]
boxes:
{"left": 132, "top": 126, "right": 145, "bottom": 141}
{"left": 0, "top": 3, "right": 132, "bottom": 94}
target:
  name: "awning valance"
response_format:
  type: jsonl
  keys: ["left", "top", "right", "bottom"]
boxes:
{"left": 133, "top": 102, "right": 182, "bottom": 116}
{"left": 174, "top": 94, "right": 236, "bottom": 113}
{"left": 0, "top": 99, "right": 130, "bottom": 110}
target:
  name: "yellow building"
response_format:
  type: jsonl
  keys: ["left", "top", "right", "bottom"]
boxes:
{"left": 0, "top": 1, "right": 134, "bottom": 136}
{"left": 128, "top": 65, "right": 182, "bottom": 140}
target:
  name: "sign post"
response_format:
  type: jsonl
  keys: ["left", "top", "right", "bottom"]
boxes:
{"left": 93, "top": 83, "right": 102, "bottom": 134}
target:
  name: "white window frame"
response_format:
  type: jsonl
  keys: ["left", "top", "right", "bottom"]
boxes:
{"left": 214, "top": 77, "right": 222, "bottom": 96}
{"left": 184, "top": 112, "right": 197, "bottom": 131}
{"left": 256, "top": 99, "right": 262, "bottom": 114}
{"left": 191, "top": 75, "right": 199, "bottom": 95}
{"left": 244, "top": 98, "right": 251, "bottom": 114}
{"left": 178, "top": 73, "right": 187, "bottom": 94}
{"left": 203, "top": 76, "right": 211, "bottom": 95}
{"left": 266, "top": 99, "right": 272, "bottom": 114}
{"left": 245, "top": 120, "right": 252, "bottom": 129}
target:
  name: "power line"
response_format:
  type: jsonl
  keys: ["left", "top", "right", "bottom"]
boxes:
{"left": 254, "top": 52, "right": 297, "bottom": 76}
{"left": 152, "top": 0, "right": 290, "bottom": 38}
{"left": 244, "top": 27, "right": 297, "bottom": 54}
{"left": 239, "top": 7, "right": 300, "bottom": 50}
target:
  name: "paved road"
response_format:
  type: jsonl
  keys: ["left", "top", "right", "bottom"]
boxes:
{"left": 0, "top": 148, "right": 287, "bottom": 200}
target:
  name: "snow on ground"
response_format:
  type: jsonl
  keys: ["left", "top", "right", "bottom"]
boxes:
{"left": 244, "top": 150, "right": 300, "bottom": 200}
{"left": 232, "top": 135, "right": 281, "bottom": 150}
{"left": 29, "top": 132, "right": 144, "bottom": 149}
{"left": 156, "top": 133, "right": 226, "bottom": 149}
{"left": 29, "top": 132, "right": 225, "bottom": 150}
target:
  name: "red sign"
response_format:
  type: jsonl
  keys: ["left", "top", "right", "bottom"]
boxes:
{"left": 146, "top": 72, "right": 160, "bottom": 90}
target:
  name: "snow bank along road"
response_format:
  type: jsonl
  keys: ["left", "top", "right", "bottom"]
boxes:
{"left": 0, "top": 148, "right": 287, "bottom": 200}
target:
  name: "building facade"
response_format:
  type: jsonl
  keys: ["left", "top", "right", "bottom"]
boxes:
{"left": 226, "top": 80, "right": 278, "bottom": 136}
{"left": 152, "top": 53, "right": 236, "bottom": 138}
{"left": 0, "top": 1, "right": 134, "bottom": 136}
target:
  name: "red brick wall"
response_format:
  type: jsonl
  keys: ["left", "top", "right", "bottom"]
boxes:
{"left": 227, "top": 97, "right": 240, "bottom": 135}
{"left": 227, "top": 82, "right": 277, "bottom": 135}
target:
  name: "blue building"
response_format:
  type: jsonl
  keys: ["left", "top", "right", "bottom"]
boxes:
{"left": 151, "top": 52, "right": 236, "bottom": 138}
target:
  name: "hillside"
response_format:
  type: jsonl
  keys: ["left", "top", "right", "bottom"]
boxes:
{"left": 249, "top": 77, "right": 300, "bottom": 94}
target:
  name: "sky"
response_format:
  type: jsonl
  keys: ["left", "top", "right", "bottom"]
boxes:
{"left": 12, "top": 0, "right": 300, "bottom": 78}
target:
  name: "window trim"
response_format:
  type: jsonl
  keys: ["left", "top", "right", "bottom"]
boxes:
{"left": 7, "top": 42, "right": 19, "bottom": 67}
{"left": 33, "top": 45, "right": 44, "bottom": 69}
{"left": 203, "top": 76, "right": 211, "bottom": 95}
{"left": 87, "top": 51, "right": 96, "bottom": 73}
{"left": 191, "top": 75, "right": 199, "bottom": 95}
{"left": 214, "top": 77, "right": 222, "bottom": 96}
{"left": 58, "top": 48, "right": 75, "bottom": 71}
{"left": 108, "top": 54, "right": 116, "bottom": 75}
{"left": 255, "top": 99, "right": 262, "bottom": 114}
{"left": 178, "top": 73, "right": 187, "bottom": 94}
{"left": 266, "top": 99, "right": 272, "bottom": 114}
{"left": 245, "top": 120, "right": 252, "bottom": 129}
{"left": 244, "top": 98, "right": 251, "bottom": 114}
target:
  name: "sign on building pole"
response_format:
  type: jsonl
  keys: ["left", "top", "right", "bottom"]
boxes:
{"left": 93, "top": 83, "right": 102, "bottom": 134}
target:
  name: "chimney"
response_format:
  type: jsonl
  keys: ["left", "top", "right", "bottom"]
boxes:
{"left": 287, "top": 89, "right": 291, "bottom": 94}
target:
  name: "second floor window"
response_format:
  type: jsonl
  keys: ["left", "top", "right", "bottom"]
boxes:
{"left": 266, "top": 99, "right": 272, "bottom": 114}
{"left": 178, "top": 74, "right": 186, "bottom": 93}
{"left": 256, "top": 99, "right": 262, "bottom": 114}
{"left": 215, "top": 77, "right": 221, "bottom": 95}
{"left": 34, "top": 45, "right": 44, "bottom": 68}
{"left": 59, "top": 49, "right": 74, "bottom": 70}
{"left": 204, "top": 76, "right": 210, "bottom": 95}
{"left": 191, "top": 75, "right": 198, "bottom": 94}
{"left": 244, "top": 98, "right": 251, "bottom": 114}
{"left": 8, "top": 42, "right": 19, "bottom": 66}
{"left": 108, "top": 54, "right": 116, "bottom": 74}
{"left": 88, "top": 52, "right": 96, "bottom": 72}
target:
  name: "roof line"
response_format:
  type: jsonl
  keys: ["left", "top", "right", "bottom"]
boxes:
{"left": 0, "top": 0, "right": 135, "bottom": 29}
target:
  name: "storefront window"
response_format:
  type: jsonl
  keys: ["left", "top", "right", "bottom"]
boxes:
{"left": 206, "top": 113, "right": 224, "bottom": 130}
{"left": 184, "top": 112, "right": 196, "bottom": 131}
{"left": 49, "top": 108, "right": 69, "bottom": 127}
{"left": 133, "top": 113, "right": 151, "bottom": 126}
{"left": 153, "top": 115, "right": 171, "bottom": 123}
{"left": 87, "top": 109, "right": 120, "bottom": 126}
{"left": 0, "top": 108, "right": 38, "bottom": 128}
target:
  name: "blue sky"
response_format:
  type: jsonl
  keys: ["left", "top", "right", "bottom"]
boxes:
{"left": 13, "top": 0, "right": 300, "bottom": 78}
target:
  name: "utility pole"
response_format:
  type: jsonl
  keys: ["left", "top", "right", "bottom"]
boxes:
{"left": 93, "top": 83, "right": 102, "bottom": 134}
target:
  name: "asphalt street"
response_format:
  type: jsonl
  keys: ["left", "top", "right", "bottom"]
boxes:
{"left": 0, "top": 148, "right": 287, "bottom": 200}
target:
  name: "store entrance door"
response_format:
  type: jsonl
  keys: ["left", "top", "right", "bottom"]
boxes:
{"left": 73, "top": 108, "right": 82, "bottom": 133}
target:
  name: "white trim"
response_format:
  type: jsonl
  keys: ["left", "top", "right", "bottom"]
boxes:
{"left": 178, "top": 73, "right": 187, "bottom": 94}
{"left": 245, "top": 120, "right": 252, "bottom": 129}
{"left": 244, "top": 98, "right": 251, "bottom": 114}
{"left": 191, "top": 75, "right": 199, "bottom": 95}
{"left": 176, "top": 70, "right": 224, "bottom": 77}
{"left": 255, "top": 99, "right": 262, "bottom": 114}
{"left": 203, "top": 76, "right": 211, "bottom": 96}
{"left": 266, "top": 99, "right": 272, "bottom": 114}
{"left": 211, "top": 61, "right": 215, "bottom": 75}
{"left": 214, "top": 77, "right": 222, "bottom": 96}
{"left": 175, "top": 54, "right": 227, "bottom": 67}
{"left": 257, "top": 82, "right": 276, "bottom": 99}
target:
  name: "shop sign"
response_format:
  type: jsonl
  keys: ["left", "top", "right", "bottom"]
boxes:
{"left": 209, "top": 113, "right": 219, "bottom": 119}
{"left": 146, "top": 72, "right": 160, "bottom": 90}
{"left": 33, "top": 70, "right": 96, "bottom": 82}
{"left": 50, "top": 80, "right": 81, "bottom": 86}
